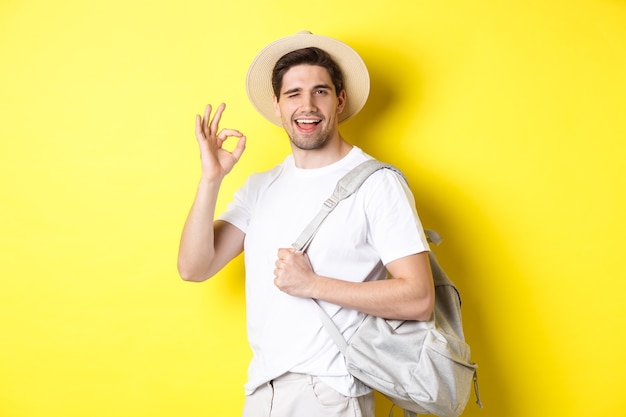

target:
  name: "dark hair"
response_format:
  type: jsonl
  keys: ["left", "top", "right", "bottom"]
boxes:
{"left": 271, "top": 47, "right": 345, "bottom": 100}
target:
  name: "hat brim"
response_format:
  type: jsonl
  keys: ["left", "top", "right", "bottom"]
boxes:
{"left": 246, "top": 31, "right": 370, "bottom": 127}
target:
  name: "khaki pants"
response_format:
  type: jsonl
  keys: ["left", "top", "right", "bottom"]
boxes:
{"left": 242, "top": 373, "right": 375, "bottom": 417}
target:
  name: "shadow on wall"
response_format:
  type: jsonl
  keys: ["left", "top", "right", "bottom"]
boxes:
{"left": 340, "top": 40, "right": 418, "bottom": 158}
{"left": 341, "top": 40, "right": 523, "bottom": 417}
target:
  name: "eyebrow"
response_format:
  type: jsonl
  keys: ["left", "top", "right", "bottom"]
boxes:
{"left": 282, "top": 84, "right": 333, "bottom": 95}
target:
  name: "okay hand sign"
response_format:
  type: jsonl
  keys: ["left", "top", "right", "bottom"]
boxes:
{"left": 195, "top": 103, "right": 246, "bottom": 180}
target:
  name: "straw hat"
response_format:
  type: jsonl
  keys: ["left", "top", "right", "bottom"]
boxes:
{"left": 246, "top": 31, "right": 370, "bottom": 126}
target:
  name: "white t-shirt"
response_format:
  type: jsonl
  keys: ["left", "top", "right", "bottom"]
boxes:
{"left": 218, "top": 147, "right": 429, "bottom": 397}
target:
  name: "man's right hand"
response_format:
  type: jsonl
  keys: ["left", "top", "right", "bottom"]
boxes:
{"left": 195, "top": 103, "right": 246, "bottom": 180}
{"left": 178, "top": 103, "right": 247, "bottom": 282}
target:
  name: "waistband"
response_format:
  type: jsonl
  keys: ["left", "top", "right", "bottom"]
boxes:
{"left": 271, "top": 372, "right": 310, "bottom": 383}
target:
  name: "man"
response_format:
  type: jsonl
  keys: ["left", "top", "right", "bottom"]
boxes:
{"left": 178, "top": 31, "right": 434, "bottom": 417}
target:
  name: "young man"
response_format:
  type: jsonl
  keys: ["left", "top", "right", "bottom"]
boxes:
{"left": 177, "top": 31, "right": 434, "bottom": 417}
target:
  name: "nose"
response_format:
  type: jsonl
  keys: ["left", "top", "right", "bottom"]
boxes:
{"left": 299, "top": 93, "right": 318, "bottom": 113}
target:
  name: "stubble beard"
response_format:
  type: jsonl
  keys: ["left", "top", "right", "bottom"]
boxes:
{"left": 286, "top": 120, "right": 334, "bottom": 151}
{"left": 288, "top": 131, "right": 332, "bottom": 151}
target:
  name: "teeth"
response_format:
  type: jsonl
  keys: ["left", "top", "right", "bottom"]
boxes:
{"left": 296, "top": 119, "right": 319, "bottom": 124}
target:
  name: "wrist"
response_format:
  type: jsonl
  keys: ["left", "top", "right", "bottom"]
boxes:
{"left": 198, "top": 174, "right": 223, "bottom": 188}
{"left": 308, "top": 273, "right": 326, "bottom": 300}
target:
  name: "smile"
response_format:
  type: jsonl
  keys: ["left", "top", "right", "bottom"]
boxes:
{"left": 295, "top": 118, "right": 321, "bottom": 125}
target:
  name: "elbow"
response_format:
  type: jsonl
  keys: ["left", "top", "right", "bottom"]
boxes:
{"left": 414, "top": 297, "right": 435, "bottom": 322}
{"left": 177, "top": 260, "right": 211, "bottom": 283}
{"left": 407, "top": 290, "right": 435, "bottom": 322}
{"left": 179, "top": 272, "right": 208, "bottom": 283}
{"left": 178, "top": 270, "right": 207, "bottom": 283}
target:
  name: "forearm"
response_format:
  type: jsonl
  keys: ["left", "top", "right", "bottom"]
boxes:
{"left": 311, "top": 273, "right": 433, "bottom": 321}
{"left": 177, "top": 176, "right": 223, "bottom": 281}
{"left": 275, "top": 251, "right": 435, "bottom": 320}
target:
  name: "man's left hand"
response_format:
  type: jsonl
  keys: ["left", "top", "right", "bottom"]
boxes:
{"left": 274, "top": 248, "right": 316, "bottom": 298}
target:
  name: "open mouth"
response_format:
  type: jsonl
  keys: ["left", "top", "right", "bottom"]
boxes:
{"left": 295, "top": 118, "right": 322, "bottom": 132}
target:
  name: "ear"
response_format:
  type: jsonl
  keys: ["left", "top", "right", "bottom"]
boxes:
{"left": 336, "top": 90, "right": 347, "bottom": 114}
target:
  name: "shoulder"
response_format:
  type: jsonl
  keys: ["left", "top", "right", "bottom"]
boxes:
{"left": 362, "top": 163, "right": 410, "bottom": 194}
{"left": 356, "top": 163, "right": 416, "bottom": 219}
{"left": 237, "top": 160, "right": 287, "bottom": 197}
{"left": 246, "top": 164, "right": 284, "bottom": 188}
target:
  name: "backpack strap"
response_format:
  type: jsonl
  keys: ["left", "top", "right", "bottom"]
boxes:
{"left": 293, "top": 159, "right": 463, "bottom": 416}
{"left": 291, "top": 159, "right": 407, "bottom": 363}
{"left": 388, "top": 405, "right": 419, "bottom": 417}
{"left": 291, "top": 158, "right": 441, "bottom": 349}
{"left": 291, "top": 160, "right": 402, "bottom": 253}
{"left": 291, "top": 159, "right": 440, "bottom": 251}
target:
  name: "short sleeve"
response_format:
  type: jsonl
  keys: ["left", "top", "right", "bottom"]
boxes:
{"left": 361, "top": 169, "right": 430, "bottom": 265}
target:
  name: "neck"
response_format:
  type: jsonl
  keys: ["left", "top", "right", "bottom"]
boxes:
{"left": 291, "top": 136, "right": 353, "bottom": 169}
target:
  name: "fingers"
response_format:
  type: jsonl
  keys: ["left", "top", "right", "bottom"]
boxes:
{"left": 196, "top": 103, "right": 241, "bottom": 142}
{"left": 196, "top": 103, "right": 222, "bottom": 137}
{"left": 195, "top": 103, "right": 246, "bottom": 162}
{"left": 275, "top": 248, "right": 293, "bottom": 273}
{"left": 277, "top": 247, "right": 296, "bottom": 260}
{"left": 210, "top": 103, "right": 226, "bottom": 136}
{"left": 195, "top": 105, "right": 211, "bottom": 142}
{"left": 203, "top": 104, "right": 212, "bottom": 125}
{"left": 195, "top": 114, "right": 203, "bottom": 139}
{"left": 217, "top": 128, "right": 245, "bottom": 141}
{"left": 274, "top": 250, "right": 315, "bottom": 297}
{"left": 231, "top": 136, "right": 246, "bottom": 161}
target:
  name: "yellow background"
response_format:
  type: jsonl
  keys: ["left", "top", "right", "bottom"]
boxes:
{"left": 2, "top": 0, "right": 625, "bottom": 416}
